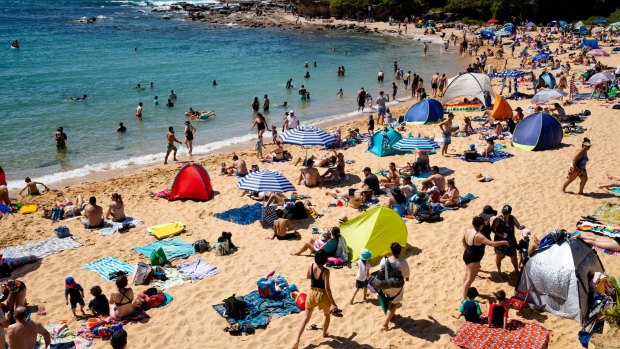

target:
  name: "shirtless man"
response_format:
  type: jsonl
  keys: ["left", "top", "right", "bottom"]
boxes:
{"left": 164, "top": 127, "right": 182, "bottom": 165}
{"left": 7, "top": 307, "right": 50, "bottom": 349}
{"left": 431, "top": 72, "right": 440, "bottom": 97}
{"left": 83, "top": 196, "right": 104, "bottom": 228}
{"left": 19, "top": 177, "right": 49, "bottom": 196}
{"left": 298, "top": 159, "right": 322, "bottom": 187}
{"left": 420, "top": 166, "right": 446, "bottom": 192}
{"left": 226, "top": 155, "right": 248, "bottom": 177}
{"left": 438, "top": 113, "right": 454, "bottom": 156}
{"left": 55, "top": 127, "right": 67, "bottom": 150}
{"left": 135, "top": 102, "right": 143, "bottom": 118}
{"left": 268, "top": 209, "right": 300, "bottom": 240}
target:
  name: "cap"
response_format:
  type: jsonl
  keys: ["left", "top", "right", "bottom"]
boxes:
{"left": 360, "top": 248, "right": 372, "bottom": 261}
{"left": 65, "top": 276, "right": 74, "bottom": 283}
{"left": 469, "top": 144, "right": 476, "bottom": 151}
{"left": 502, "top": 205, "right": 512, "bottom": 214}
{"left": 289, "top": 110, "right": 295, "bottom": 114}
{"left": 522, "top": 228, "right": 531, "bottom": 238}
{"left": 481, "top": 205, "right": 498, "bottom": 216}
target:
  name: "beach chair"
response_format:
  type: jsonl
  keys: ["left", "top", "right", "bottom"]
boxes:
{"left": 509, "top": 288, "right": 531, "bottom": 311}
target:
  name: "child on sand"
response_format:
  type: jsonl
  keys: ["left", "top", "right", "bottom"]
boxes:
{"left": 19, "top": 177, "right": 49, "bottom": 196}
{"left": 350, "top": 248, "right": 372, "bottom": 304}
{"left": 88, "top": 285, "right": 110, "bottom": 317}
{"left": 256, "top": 135, "right": 265, "bottom": 159}
{"left": 270, "top": 126, "right": 278, "bottom": 144}
{"left": 488, "top": 290, "right": 509, "bottom": 329}
{"left": 64, "top": 277, "right": 86, "bottom": 318}
{"left": 458, "top": 287, "right": 481, "bottom": 323}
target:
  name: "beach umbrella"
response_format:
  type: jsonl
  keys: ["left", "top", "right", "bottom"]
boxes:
{"left": 236, "top": 170, "right": 296, "bottom": 193}
{"left": 607, "top": 25, "right": 619, "bottom": 32}
{"left": 533, "top": 52, "right": 550, "bottom": 61}
{"left": 587, "top": 72, "right": 615, "bottom": 84}
{"left": 487, "top": 18, "right": 499, "bottom": 24}
{"left": 593, "top": 18, "right": 608, "bottom": 24}
{"left": 526, "top": 22, "right": 535, "bottom": 28}
{"left": 531, "top": 90, "right": 567, "bottom": 104}
{"left": 558, "top": 21, "right": 567, "bottom": 27}
{"left": 547, "top": 21, "right": 558, "bottom": 27}
{"left": 392, "top": 137, "right": 440, "bottom": 151}
{"left": 279, "top": 125, "right": 336, "bottom": 147}
{"left": 586, "top": 49, "right": 609, "bottom": 57}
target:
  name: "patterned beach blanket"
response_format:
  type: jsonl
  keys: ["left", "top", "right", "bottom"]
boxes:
{"left": 83, "top": 256, "right": 135, "bottom": 281}
{"left": 90, "top": 217, "right": 144, "bottom": 236}
{"left": 0, "top": 237, "right": 81, "bottom": 259}
{"left": 37, "top": 323, "right": 91, "bottom": 349}
{"left": 461, "top": 151, "right": 513, "bottom": 163}
{"left": 177, "top": 259, "right": 220, "bottom": 281}
{"left": 149, "top": 267, "right": 185, "bottom": 290}
{"left": 444, "top": 102, "right": 483, "bottom": 112}
{"left": 451, "top": 321, "right": 550, "bottom": 349}
{"left": 132, "top": 238, "right": 195, "bottom": 261}
{"left": 214, "top": 203, "right": 263, "bottom": 225}
{"left": 590, "top": 202, "right": 620, "bottom": 226}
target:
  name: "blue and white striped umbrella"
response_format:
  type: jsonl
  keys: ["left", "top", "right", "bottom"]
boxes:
{"left": 279, "top": 125, "right": 336, "bottom": 147}
{"left": 489, "top": 70, "right": 533, "bottom": 79}
{"left": 393, "top": 137, "right": 440, "bottom": 151}
{"left": 236, "top": 170, "right": 296, "bottom": 193}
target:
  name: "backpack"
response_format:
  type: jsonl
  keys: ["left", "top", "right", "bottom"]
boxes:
{"left": 133, "top": 262, "right": 153, "bottom": 286}
{"left": 461, "top": 300, "right": 480, "bottom": 323}
{"left": 415, "top": 209, "right": 442, "bottom": 223}
{"left": 223, "top": 295, "right": 248, "bottom": 321}
{"left": 54, "top": 226, "right": 71, "bottom": 238}
{"left": 193, "top": 239, "right": 211, "bottom": 253}
{"left": 368, "top": 257, "right": 405, "bottom": 290}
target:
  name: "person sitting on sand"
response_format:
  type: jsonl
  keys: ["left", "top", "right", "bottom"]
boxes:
{"left": 106, "top": 193, "right": 126, "bottom": 223}
{"left": 293, "top": 227, "right": 346, "bottom": 258}
{"left": 478, "top": 138, "right": 495, "bottom": 159}
{"left": 488, "top": 290, "right": 509, "bottom": 329}
{"left": 379, "top": 162, "right": 400, "bottom": 186}
{"left": 82, "top": 196, "right": 104, "bottom": 229}
{"left": 550, "top": 103, "right": 566, "bottom": 120}
{"left": 321, "top": 152, "right": 346, "bottom": 182}
{"left": 264, "top": 141, "right": 287, "bottom": 162}
{"left": 19, "top": 177, "right": 49, "bottom": 196}
{"left": 459, "top": 117, "right": 474, "bottom": 135}
{"left": 0, "top": 185, "right": 11, "bottom": 206}
{"left": 420, "top": 166, "right": 446, "bottom": 192}
{"left": 1, "top": 279, "right": 27, "bottom": 319}
{"left": 298, "top": 159, "right": 323, "bottom": 187}
{"left": 294, "top": 151, "right": 337, "bottom": 167}
{"left": 599, "top": 174, "right": 620, "bottom": 190}
{"left": 439, "top": 178, "right": 460, "bottom": 207}
{"left": 109, "top": 275, "right": 134, "bottom": 318}
{"left": 386, "top": 186, "right": 407, "bottom": 217}
{"left": 224, "top": 155, "right": 248, "bottom": 177}
{"left": 264, "top": 192, "right": 288, "bottom": 206}
{"left": 268, "top": 209, "right": 301, "bottom": 240}
{"left": 7, "top": 307, "right": 50, "bottom": 349}
{"left": 399, "top": 175, "right": 417, "bottom": 199}
{"left": 88, "top": 285, "right": 110, "bottom": 317}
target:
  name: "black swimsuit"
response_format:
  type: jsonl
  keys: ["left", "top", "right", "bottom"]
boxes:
{"left": 310, "top": 264, "right": 326, "bottom": 289}
{"left": 463, "top": 232, "right": 485, "bottom": 264}
{"left": 257, "top": 120, "right": 266, "bottom": 131}
{"left": 115, "top": 288, "right": 133, "bottom": 307}
{"left": 185, "top": 128, "right": 194, "bottom": 141}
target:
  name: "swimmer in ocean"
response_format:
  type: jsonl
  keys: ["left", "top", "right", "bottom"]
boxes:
{"left": 135, "top": 83, "right": 143, "bottom": 90}
{"left": 304, "top": 71, "right": 310, "bottom": 79}
{"left": 169, "top": 90, "right": 177, "bottom": 100}
{"left": 166, "top": 99, "right": 174, "bottom": 108}
{"left": 117, "top": 122, "right": 126, "bottom": 133}
{"left": 67, "top": 95, "right": 88, "bottom": 101}
{"left": 213, "top": 80, "right": 217, "bottom": 86}
{"left": 153, "top": 96, "right": 159, "bottom": 105}
{"left": 286, "top": 79, "right": 293, "bottom": 89}
{"left": 148, "top": 82, "right": 154, "bottom": 88}
{"left": 336, "top": 89, "right": 343, "bottom": 98}
{"left": 136, "top": 102, "right": 143, "bottom": 118}
{"left": 11, "top": 40, "right": 19, "bottom": 49}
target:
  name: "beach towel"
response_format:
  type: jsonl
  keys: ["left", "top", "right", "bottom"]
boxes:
{"left": 590, "top": 202, "right": 620, "bottom": 226}
{"left": 214, "top": 203, "right": 263, "bottom": 225}
{"left": 150, "top": 267, "right": 185, "bottom": 290}
{"left": 83, "top": 256, "right": 135, "bottom": 281}
{"left": 132, "top": 238, "right": 195, "bottom": 261}
{"left": 177, "top": 259, "right": 220, "bottom": 281}
{"left": 610, "top": 187, "right": 620, "bottom": 194}
{"left": 0, "top": 237, "right": 81, "bottom": 259}
{"left": 461, "top": 151, "right": 513, "bottom": 163}
{"left": 115, "top": 309, "right": 151, "bottom": 323}
{"left": 212, "top": 277, "right": 300, "bottom": 329}
{"left": 433, "top": 193, "right": 478, "bottom": 212}
{"left": 573, "top": 93, "right": 591, "bottom": 101}
{"left": 152, "top": 189, "right": 170, "bottom": 200}
{"left": 451, "top": 321, "right": 550, "bottom": 349}
{"left": 577, "top": 221, "right": 620, "bottom": 238}
{"left": 37, "top": 324, "right": 91, "bottom": 349}
{"left": 88, "top": 217, "right": 144, "bottom": 236}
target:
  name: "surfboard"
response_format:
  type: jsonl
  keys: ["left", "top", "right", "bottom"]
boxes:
{"left": 147, "top": 221, "right": 185, "bottom": 240}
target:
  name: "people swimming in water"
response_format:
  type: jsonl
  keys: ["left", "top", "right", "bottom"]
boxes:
{"left": 11, "top": 40, "right": 19, "bottom": 49}
{"left": 304, "top": 71, "right": 310, "bottom": 79}
{"left": 117, "top": 122, "right": 126, "bottom": 133}
{"left": 67, "top": 95, "right": 88, "bottom": 101}
{"left": 148, "top": 82, "right": 154, "bottom": 89}
{"left": 135, "top": 84, "right": 143, "bottom": 90}
{"left": 212, "top": 80, "right": 217, "bottom": 86}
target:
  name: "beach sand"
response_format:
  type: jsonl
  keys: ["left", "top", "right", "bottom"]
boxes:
{"left": 3, "top": 16, "right": 620, "bottom": 349}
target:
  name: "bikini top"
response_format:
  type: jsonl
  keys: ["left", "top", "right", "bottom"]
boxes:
{"left": 115, "top": 288, "right": 133, "bottom": 307}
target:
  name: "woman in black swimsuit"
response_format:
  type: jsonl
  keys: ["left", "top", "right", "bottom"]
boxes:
{"left": 462, "top": 216, "right": 509, "bottom": 300}
{"left": 109, "top": 276, "right": 134, "bottom": 318}
{"left": 184, "top": 121, "right": 196, "bottom": 156}
{"left": 251, "top": 113, "right": 267, "bottom": 138}
{"left": 1, "top": 279, "right": 27, "bottom": 318}
{"left": 492, "top": 205, "right": 526, "bottom": 277}
{"left": 251, "top": 97, "right": 260, "bottom": 112}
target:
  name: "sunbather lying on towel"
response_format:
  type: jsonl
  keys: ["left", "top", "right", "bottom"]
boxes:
{"left": 43, "top": 195, "right": 84, "bottom": 220}
{"left": 576, "top": 233, "right": 620, "bottom": 252}
{"left": 599, "top": 174, "right": 620, "bottom": 189}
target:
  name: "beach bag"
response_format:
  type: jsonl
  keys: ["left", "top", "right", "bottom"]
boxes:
{"left": 348, "top": 196, "right": 362, "bottom": 209}
{"left": 368, "top": 257, "right": 404, "bottom": 290}
{"left": 464, "top": 150, "right": 478, "bottom": 161}
{"left": 214, "top": 241, "right": 230, "bottom": 256}
{"left": 149, "top": 247, "right": 168, "bottom": 266}
{"left": 327, "top": 257, "right": 347, "bottom": 267}
{"left": 54, "top": 226, "right": 70, "bottom": 238}
{"left": 415, "top": 209, "right": 441, "bottom": 223}
{"left": 257, "top": 278, "right": 278, "bottom": 299}
{"left": 49, "top": 208, "right": 63, "bottom": 221}
{"left": 133, "top": 262, "right": 153, "bottom": 286}
{"left": 193, "top": 239, "right": 211, "bottom": 253}
{"left": 290, "top": 201, "right": 308, "bottom": 220}
{"left": 223, "top": 295, "right": 248, "bottom": 321}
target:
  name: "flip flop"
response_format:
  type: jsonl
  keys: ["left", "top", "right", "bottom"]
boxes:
{"left": 307, "top": 324, "right": 319, "bottom": 331}
{"left": 330, "top": 309, "right": 343, "bottom": 317}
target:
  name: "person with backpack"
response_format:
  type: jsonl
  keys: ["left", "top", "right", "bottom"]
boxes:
{"left": 458, "top": 287, "right": 481, "bottom": 323}
{"left": 378, "top": 243, "right": 410, "bottom": 331}
{"left": 488, "top": 290, "right": 509, "bottom": 329}
{"left": 292, "top": 250, "right": 339, "bottom": 349}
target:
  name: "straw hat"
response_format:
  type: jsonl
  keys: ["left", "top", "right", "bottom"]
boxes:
{"left": 338, "top": 214, "right": 348, "bottom": 223}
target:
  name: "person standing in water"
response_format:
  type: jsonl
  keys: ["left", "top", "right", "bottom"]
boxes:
{"left": 169, "top": 90, "right": 177, "bottom": 100}
{"left": 135, "top": 102, "right": 143, "bottom": 118}
{"left": 263, "top": 95, "right": 270, "bottom": 112}
{"left": 153, "top": 96, "right": 159, "bottom": 105}
{"left": 164, "top": 127, "right": 182, "bottom": 165}
{"left": 251, "top": 97, "right": 260, "bottom": 112}
{"left": 55, "top": 127, "right": 68, "bottom": 150}
{"left": 184, "top": 121, "right": 196, "bottom": 156}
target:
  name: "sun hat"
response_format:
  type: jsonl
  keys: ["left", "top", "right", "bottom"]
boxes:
{"left": 467, "top": 287, "right": 479, "bottom": 299}
{"left": 360, "top": 248, "right": 372, "bottom": 261}
{"left": 522, "top": 228, "right": 531, "bottom": 238}
{"left": 338, "top": 214, "right": 348, "bottom": 223}
{"left": 481, "top": 205, "right": 498, "bottom": 216}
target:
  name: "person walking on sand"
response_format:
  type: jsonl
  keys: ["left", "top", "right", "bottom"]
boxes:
{"left": 7, "top": 307, "right": 50, "bottom": 349}
{"left": 251, "top": 113, "right": 267, "bottom": 138}
{"left": 64, "top": 277, "right": 86, "bottom": 319}
{"left": 292, "top": 250, "right": 339, "bottom": 349}
{"left": 378, "top": 243, "right": 410, "bottom": 331}
{"left": 55, "top": 127, "right": 67, "bottom": 150}
{"left": 376, "top": 91, "right": 388, "bottom": 125}
{"left": 438, "top": 113, "right": 454, "bottom": 156}
{"left": 164, "top": 126, "right": 182, "bottom": 165}
{"left": 184, "top": 121, "right": 196, "bottom": 156}
{"left": 562, "top": 138, "right": 591, "bottom": 195}
{"left": 135, "top": 102, "right": 143, "bottom": 118}
{"left": 350, "top": 249, "right": 371, "bottom": 304}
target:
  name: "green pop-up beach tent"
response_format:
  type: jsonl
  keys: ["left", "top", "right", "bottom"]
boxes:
{"left": 340, "top": 206, "right": 408, "bottom": 262}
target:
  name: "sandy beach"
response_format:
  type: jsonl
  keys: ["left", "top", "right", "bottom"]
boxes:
{"left": 3, "top": 11, "right": 620, "bottom": 349}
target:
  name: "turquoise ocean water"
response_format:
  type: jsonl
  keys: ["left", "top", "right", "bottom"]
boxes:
{"left": 0, "top": 0, "right": 462, "bottom": 188}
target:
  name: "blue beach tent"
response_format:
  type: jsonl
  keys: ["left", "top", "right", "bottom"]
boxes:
{"left": 581, "top": 38, "right": 600, "bottom": 49}
{"left": 577, "top": 26, "right": 589, "bottom": 36}
{"left": 512, "top": 113, "right": 563, "bottom": 151}
{"left": 368, "top": 127, "right": 403, "bottom": 157}
{"left": 404, "top": 99, "right": 444, "bottom": 125}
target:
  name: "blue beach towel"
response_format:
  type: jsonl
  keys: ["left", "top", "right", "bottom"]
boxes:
{"left": 83, "top": 256, "right": 135, "bottom": 281}
{"left": 214, "top": 203, "right": 263, "bottom": 225}
{"left": 460, "top": 151, "right": 513, "bottom": 163}
{"left": 610, "top": 187, "right": 620, "bottom": 194}
{"left": 212, "top": 277, "right": 300, "bottom": 328}
{"left": 132, "top": 238, "right": 195, "bottom": 261}
{"left": 177, "top": 259, "right": 220, "bottom": 281}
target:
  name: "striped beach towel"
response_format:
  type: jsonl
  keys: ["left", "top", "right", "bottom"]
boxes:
{"left": 0, "top": 237, "right": 81, "bottom": 259}
{"left": 83, "top": 257, "right": 135, "bottom": 281}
